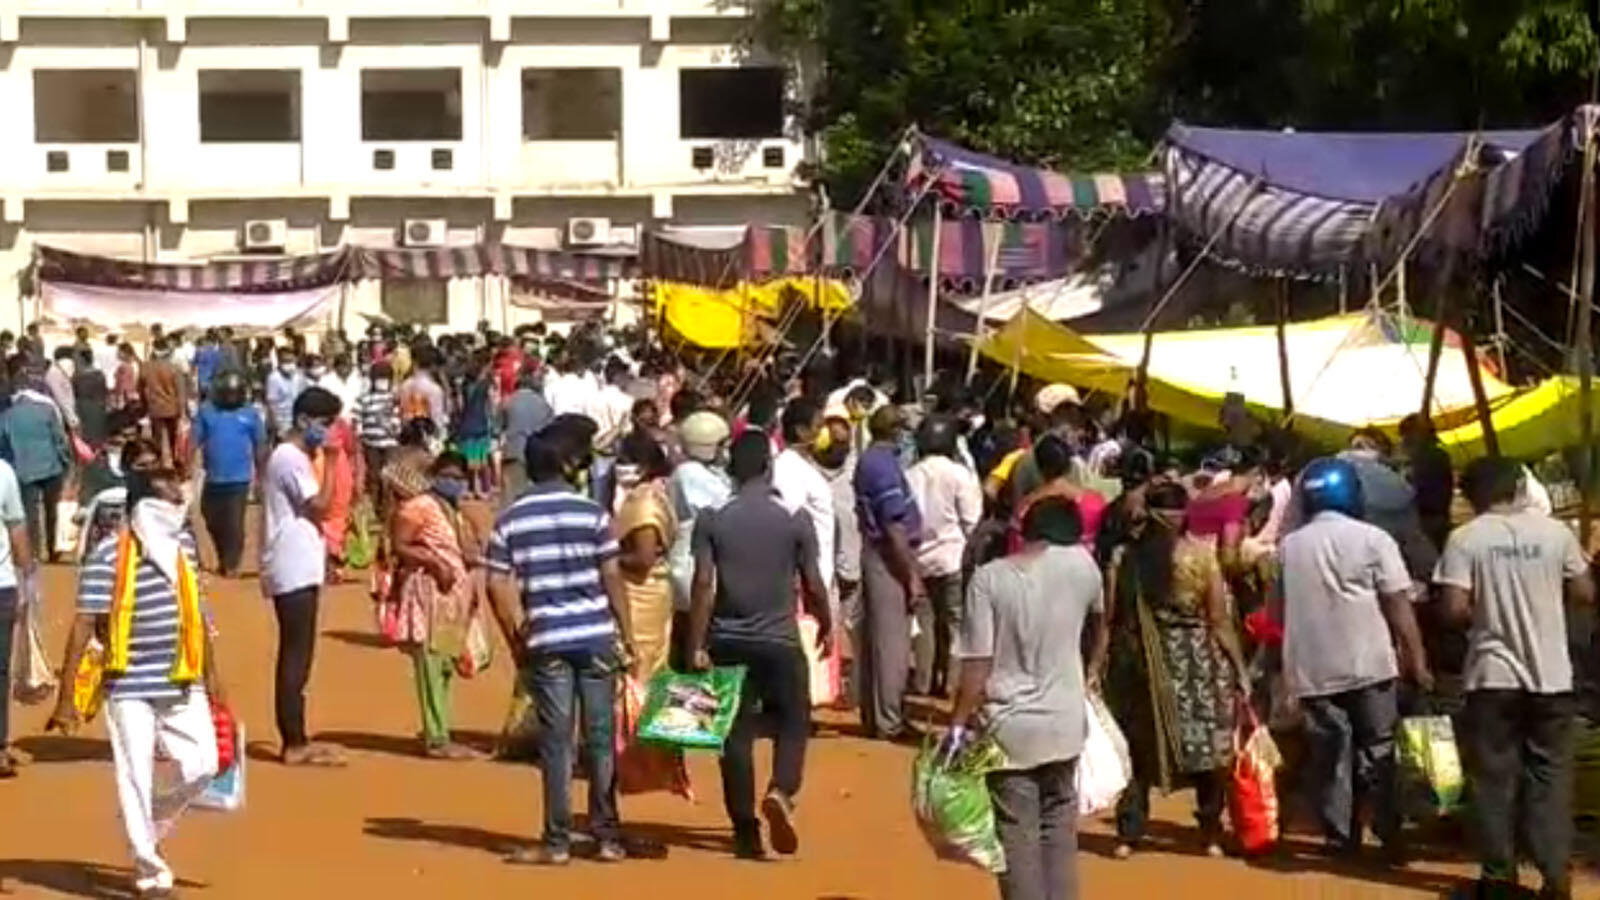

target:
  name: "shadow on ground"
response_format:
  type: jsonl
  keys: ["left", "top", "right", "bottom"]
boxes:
{"left": 0, "top": 859, "right": 202, "bottom": 899}
{"left": 13, "top": 735, "right": 111, "bottom": 764}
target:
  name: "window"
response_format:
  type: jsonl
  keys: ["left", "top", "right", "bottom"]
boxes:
{"left": 679, "top": 68, "right": 784, "bottom": 139}
{"left": 34, "top": 70, "right": 139, "bottom": 143}
{"left": 199, "top": 70, "right": 300, "bottom": 142}
{"left": 381, "top": 280, "right": 448, "bottom": 325}
{"left": 522, "top": 68, "right": 621, "bottom": 140}
{"left": 361, "top": 69, "right": 461, "bottom": 141}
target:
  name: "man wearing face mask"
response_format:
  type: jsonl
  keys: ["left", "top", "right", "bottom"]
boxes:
{"left": 264, "top": 347, "right": 306, "bottom": 442}
{"left": 771, "top": 396, "right": 836, "bottom": 623}
{"left": 666, "top": 411, "right": 733, "bottom": 666}
{"left": 48, "top": 449, "right": 227, "bottom": 897}
{"left": 260, "top": 386, "right": 346, "bottom": 767}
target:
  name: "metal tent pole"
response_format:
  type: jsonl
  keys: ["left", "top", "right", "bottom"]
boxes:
{"left": 921, "top": 203, "right": 944, "bottom": 400}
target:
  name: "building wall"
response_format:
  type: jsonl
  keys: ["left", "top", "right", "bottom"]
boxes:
{"left": 0, "top": 6, "right": 809, "bottom": 336}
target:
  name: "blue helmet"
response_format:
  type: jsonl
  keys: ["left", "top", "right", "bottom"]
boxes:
{"left": 1300, "top": 457, "right": 1364, "bottom": 519}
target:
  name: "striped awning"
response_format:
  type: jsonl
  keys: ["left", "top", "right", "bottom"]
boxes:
{"left": 33, "top": 243, "right": 636, "bottom": 292}
{"left": 820, "top": 212, "right": 1083, "bottom": 293}
{"left": 906, "top": 135, "right": 1165, "bottom": 221}
{"left": 639, "top": 224, "right": 811, "bottom": 288}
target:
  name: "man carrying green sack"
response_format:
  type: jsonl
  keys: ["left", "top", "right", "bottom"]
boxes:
{"left": 1434, "top": 456, "right": 1595, "bottom": 899}
{"left": 685, "top": 431, "right": 831, "bottom": 861}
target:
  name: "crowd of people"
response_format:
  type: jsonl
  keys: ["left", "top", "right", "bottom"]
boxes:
{"left": 0, "top": 315, "right": 1593, "bottom": 899}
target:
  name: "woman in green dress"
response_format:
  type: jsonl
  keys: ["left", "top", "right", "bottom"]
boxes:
{"left": 1101, "top": 481, "right": 1249, "bottom": 858}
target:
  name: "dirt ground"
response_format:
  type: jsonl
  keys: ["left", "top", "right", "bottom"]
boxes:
{"left": 2, "top": 542, "right": 1596, "bottom": 899}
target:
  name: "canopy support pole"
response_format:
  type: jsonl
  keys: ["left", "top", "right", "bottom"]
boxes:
{"left": 1419, "top": 263, "right": 1452, "bottom": 419}
{"left": 1491, "top": 276, "right": 1508, "bottom": 376}
{"left": 1459, "top": 317, "right": 1500, "bottom": 456}
{"left": 1275, "top": 278, "right": 1294, "bottom": 420}
{"left": 965, "top": 221, "right": 1004, "bottom": 386}
{"left": 922, "top": 203, "right": 944, "bottom": 401}
{"left": 1577, "top": 124, "right": 1598, "bottom": 545}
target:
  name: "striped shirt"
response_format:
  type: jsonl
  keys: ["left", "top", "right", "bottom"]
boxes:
{"left": 76, "top": 531, "right": 206, "bottom": 702}
{"left": 357, "top": 387, "right": 399, "bottom": 448}
{"left": 486, "top": 481, "right": 619, "bottom": 654}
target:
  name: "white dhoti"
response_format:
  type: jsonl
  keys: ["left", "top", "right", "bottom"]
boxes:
{"left": 105, "top": 689, "right": 218, "bottom": 893}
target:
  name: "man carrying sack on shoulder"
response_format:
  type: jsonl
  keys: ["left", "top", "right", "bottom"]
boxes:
{"left": 48, "top": 441, "right": 228, "bottom": 900}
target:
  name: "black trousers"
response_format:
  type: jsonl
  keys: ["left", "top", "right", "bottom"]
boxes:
{"left": 1463, "top": 690, "right": 1576, "bottom": 895}
{"left": 272, "top": 586, "right": 321, "bottom": 749}
{"left": 200, "top": 482, "right": 249, "bottom": 575}
{"left": 709, "top": 638, "right": 810, "bottom": 837}
{"left": 20, "top": 475, "right": 63, "bottom": 561}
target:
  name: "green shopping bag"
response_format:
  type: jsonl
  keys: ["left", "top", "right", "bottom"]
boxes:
{"left": 344, "top": 499, "right": 377, "bottom": 570}
{"left": 1398, "top": 715, "right": 1464, "bottom": 819}
{"left": 911, "top": 734, "right": 1008, "bottom": 873}
{"left": 636, "top": 667, "right": 746, "bottom": 750}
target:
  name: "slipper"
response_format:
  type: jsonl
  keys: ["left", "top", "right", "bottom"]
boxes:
{"left": 281, "top": 745, "right": 347, "bottom": 768}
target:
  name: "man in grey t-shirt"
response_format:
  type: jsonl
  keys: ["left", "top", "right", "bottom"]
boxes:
{"left": 952, "top": 495, "right": 1108, "bottom": 900}
{"left": 1434, "top": 456, "right": 1594, "bottom": 897}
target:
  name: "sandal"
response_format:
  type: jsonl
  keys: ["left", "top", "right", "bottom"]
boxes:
{"left": 281, "top": 744, "right": 347, "bottom": 768}
{"left": 424, "top": 743, "right": 485, "bottom": 761}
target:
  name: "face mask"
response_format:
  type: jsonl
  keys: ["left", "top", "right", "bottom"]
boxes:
{"left": 59, "top": 359, "right": 75, "bottom": 376}
{"left": 303, "top": 421, "right": 328, "bottom": 449}
{"left": 372, "top": 380, "right": 391, "bottom": 392}
{"left": 280, "top": 363, "right": 297, "bottom": 375}
{"left": 309, "top": 366, "right": 327, "bottom": 378}
{"left": 432, "top": 476, "right": 468, "bottom": 503}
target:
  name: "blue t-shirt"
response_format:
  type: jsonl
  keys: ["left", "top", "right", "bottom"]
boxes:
{"left": 853, "top": 442, "right": 923, "bottom": 545}
{"left": 194, "top": 402, "right": 265, "bottom": 486}
{"left": 194, "top": 345, "right": 223, "bottom": 392}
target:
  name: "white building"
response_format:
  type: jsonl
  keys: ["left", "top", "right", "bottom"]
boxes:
{"left": 0, "top": 1, "right": 810, "bottom": 335}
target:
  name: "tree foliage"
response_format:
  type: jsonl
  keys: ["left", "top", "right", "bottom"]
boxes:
{"left": 755, "top": 0, "right": 1600, "bottom": 206}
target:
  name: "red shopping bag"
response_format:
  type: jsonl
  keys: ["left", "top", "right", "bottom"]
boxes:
{"left": 1229, "top": 704, "right": 1281, "bottom": 854}
{"left": 211, "top": 700, "right": 239, "bottom": 773}
{"left": 369, "top": 565, "right": 399, "bottom": 644}
{"left": 614, "top": 675, "right": 693, "bottom": 799}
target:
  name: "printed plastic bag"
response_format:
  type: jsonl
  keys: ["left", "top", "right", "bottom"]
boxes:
{"left": 54, "top": 500, "right": 80, "bottom": 556}
{"left": 12, "top": 575, "right": 57, "bottom": 705}
{"left": 1076, "top": 694, "right": 1132, "bottom": 816}
{"left": 799, "top": 615, "right": 840, "bottom": 708}
{"left": 911, "top": 733, "right": 1008, "bottom": 873}
{"left": 496, "top": 675, "right": 542, "bottom": 763}
{"left": 343, "top": 499, "right": 377, "bottom": 570}
{"left": 454, "top": 614, "right": 493, "bottom": 679}
{"left": 73, "top": 637, "right": 107, "bottom": 724}
{"left": 370, "top": 565, "right": 399, "bottom": 644}
{"left": 637, "top": 666, "right": 746, "bottom": 750}
{"left": 1229, "top": 705, "right": 1281, "bottom": 854}
{"left": 615, "top": 675, "right": 693, "bottom": 799}
{"left": 194, "top": 722, "right": 245, "bottom": 813}
{"left": 1399, "top": 715, "right": 1463, "bottom": 819}
{"left": 211, "top": 700, "right": 238, "bottom": 773}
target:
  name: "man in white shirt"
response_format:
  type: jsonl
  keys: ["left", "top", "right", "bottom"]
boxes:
{"left": 0, "top": 456, "right": 32, "bottom": 778}
{"left": 95, "top": 334, "right": 120, "bottom": 390}
{"left": 906, "top": 415, "right": 981, "bottom": 697}
{"left": 772, "top": 396, "right": 835, "bottom": 594}
{"left": 543, "top": 354, "right": 596, "bottom": 419}
{"left": 318, "top": 353, "right": 365, "bottom": 423}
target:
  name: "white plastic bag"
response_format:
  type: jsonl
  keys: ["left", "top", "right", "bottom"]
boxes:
{"left": 798, "top": 615, "right": 840, "bottom": 707}
{"left": 12, "top": 570, "right": 57, "bottom": 705}
{"left": 54, "top": 500, "right": 80, "bottom": 556}
{"left": 194, "top": 725, "right": 246, "bottom": 813}
{"left": 1075, "top": 693, "right": 1131, "bottom": 816}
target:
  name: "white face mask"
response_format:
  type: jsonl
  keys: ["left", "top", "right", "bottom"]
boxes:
{"left": 58, "top": 359, "right": 75, "bottom": 376}
{"left": 309, "top": 366, "right": 327, "bottom": 378}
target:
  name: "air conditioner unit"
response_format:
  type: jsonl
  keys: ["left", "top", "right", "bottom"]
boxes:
{"left": 566, "top": 217, "right": 610, "bottom": 248}
{"left": 242, "top": 219, "right": 288, "bottom": 252}
{"left": 402, "top": 218, "right": 447, "bottom": 248}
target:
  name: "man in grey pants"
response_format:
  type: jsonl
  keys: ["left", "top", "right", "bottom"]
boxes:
{"left": 950, "top": 496, "right": 1108, "bottom": 900}
{"left": 852, "top": 406, "right": 924, "bottom": 741}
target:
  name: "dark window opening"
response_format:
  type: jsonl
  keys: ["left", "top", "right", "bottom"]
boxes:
{"left": 381, "top": 280, "right": 448, "bottom": 325}
{"left": 679, "top": 68, "right": 784, "bottom": 139}
{"left": 522, "top": 68, "right": 622, "bottom": 141}
{"left": 34, "top": 69, "right": 139, "bottom": 143}
{"left": 199, "top": 70, "right": 300, "bottom": 142}
{"left": 361, "top": 69, "right": 462, "bottom": 141}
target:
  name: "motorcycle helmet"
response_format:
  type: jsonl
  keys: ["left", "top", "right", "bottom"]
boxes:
{"left": 211, "top": 369, "right": 248, "bottom": 410}
{"left": 1299, "top": 456, "right": 1364, "bottom": 519}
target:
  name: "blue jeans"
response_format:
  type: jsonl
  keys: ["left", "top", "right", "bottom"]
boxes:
{"left": 0, "top": 587, "right": 15, "bottom": 746}
{"left": 526, "top": 649, "right": 620, "bottom": 849}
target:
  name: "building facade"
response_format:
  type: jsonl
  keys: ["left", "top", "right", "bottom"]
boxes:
{"left": 0, "top": 1, "right": 809, "bottom": 334}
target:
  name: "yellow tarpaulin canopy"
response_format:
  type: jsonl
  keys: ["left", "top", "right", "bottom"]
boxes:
{"left": 654, "top": 276, "right": 854, "bottom": 350}
{"left": 980, "top": 308, "right": 1576, "bottom": 456}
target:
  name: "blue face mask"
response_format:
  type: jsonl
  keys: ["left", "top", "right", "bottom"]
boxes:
{"left": 303, "top": 421, "right": 329, "bottom": 449}
{"left": 433, "top": 476, "right": 468, "bottom": 503}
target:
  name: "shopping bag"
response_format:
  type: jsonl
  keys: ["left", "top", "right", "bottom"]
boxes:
{"left": 637, "top": 666, "right": 746, "bottom": 750}
{"left": 1398, "top": 715, "right": 1464, "bottom": 819}
{"left": 370, "top": 565, "right": 399, "bottom": 644}
{"left": 911, "top": 733, "right": 1008, "bottom": 873}
{"left": 496, "top": 674, "right": 542, "bottom": 763}
{"left": 211, "top": 700, "right": 238, "bottom": 773}
{"left": 70, "top": 433, "right": 95, "bottom": 464}
{"left": 73, "top": 637, "right": 107, "bottom": 724}
{"left": 798, "top": 614, "right": 840, "bottom": 708}
{"left": 194, "top": 723, "right": 246, "bottom": 813}
{"left": 1229, "top": 705, "right": 1281, "bottom": 854}
{"left": 614, "top": 675, "right": 693, "bottom": 799}
{"left": 54, "top": 500, "right": 80, "bottom": 555}
{"left": 343, "top": 499, "right": 377, "bottom": 570}
{"left": 12, "top": 575, "right": 58, "bottom": 705}
{"left": 1076, "top": 693, "right": 1132, "bottom": 816}
{"left": 454, "top": 614, "right": 493, "bottom": 679}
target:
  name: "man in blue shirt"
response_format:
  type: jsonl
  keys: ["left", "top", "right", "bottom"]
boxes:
{"left": 852, "top": 404, "right": 924, "bottom": 742}
{"left": 193, "top": 329, "right": 223, "bottom": 400}
{"left": 193, "top": 371, "right": 266, "bottom": 577}
{"left": 486, "top": 418, "right": 634, "bottom": 867}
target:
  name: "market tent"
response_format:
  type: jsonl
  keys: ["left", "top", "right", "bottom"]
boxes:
{"left": 905, "top": 134, "right": 1165, "bottom": 221}
{"left": 1435, "top": 377, "right": 1600, "bottom": 461}
{"left": 980, "top": 308, "right": 1526, "bottom": 448}
{"left": 652, "top": 277, "right": 852, "bottom": 350}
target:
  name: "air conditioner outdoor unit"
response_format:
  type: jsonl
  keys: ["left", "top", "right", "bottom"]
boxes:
{"left": 242, "top": 219, "right": 288, "bottom": 252}
{"left": 566, "top": 217, "right": 611, "bottom": 248}
{"left": 402, "top": 218, "right": 447, "bottom": 248}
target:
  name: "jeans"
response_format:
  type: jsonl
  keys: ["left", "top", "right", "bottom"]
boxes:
{"left": 200, "top": 482, "right": 249, "bottom": 575}
{"left": 709, "top": 638, "right": 810, "bottom": 838}
{"left": 0, "top": 587, "right": 15, "bottom": 747}
{"left": 860, "top": 542, "right": 912, "bottom": 737}
{"left": 1462, "top": 690, "right": 1576, "bottom": 895}
{"left": 1116, "top": 770, "right": 1226, "bottom": 843}
{"left": 527, "top": 649, "right": 620, "bottom": 850}
{"left": 988, "top": 759, "right": 1079, "bottom": 900}
{"left": 272, "top": 586, "right": 320, "bottom": 749}
{"left": 912, "top": 573, "right": 963, "bottom": 696}
{"left": 20, "top": 475, "right": 63, "bottom": 561}
{"left": 1300, "top": 679, "right": 1401, "bottom": 848}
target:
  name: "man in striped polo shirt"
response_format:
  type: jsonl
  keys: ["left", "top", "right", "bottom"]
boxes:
{"left": 486, "top": 416, "right": 634, "bottom": 866}
{"left": 356, "top": 360, "right": 400, "bottom": 498}
{"left": 48, "top": 443, "right": 227, "bottom": 899}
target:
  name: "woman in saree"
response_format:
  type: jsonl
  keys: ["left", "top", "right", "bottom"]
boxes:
{"left": 313, "top": 415, "right": 362, "bottom": 584}
{"left": 615, "top": 440, "right": 677, "bottom": 682}
{"left": 384, "top": 451, "right": 480, "bottom": 759}
{"left": 1100, "top": 481, "right": 1249, "bottom": 859}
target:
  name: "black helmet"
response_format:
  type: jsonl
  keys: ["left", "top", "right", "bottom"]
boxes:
{"left": 212, "top": 369, "right": 247, "bottom": 409}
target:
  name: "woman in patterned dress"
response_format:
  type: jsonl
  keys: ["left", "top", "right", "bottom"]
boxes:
{"left": 1101, "top": 480, "right": 1249, "bottom": 858}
